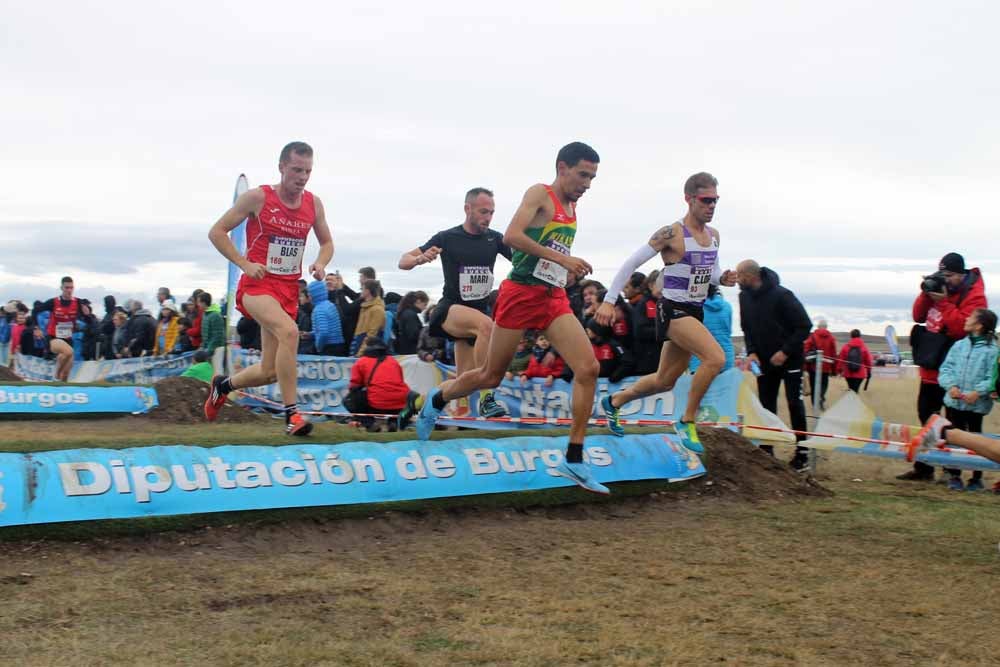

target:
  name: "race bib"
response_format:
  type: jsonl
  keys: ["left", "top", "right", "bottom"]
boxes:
{"left": 459, "top": 265, "right": 493, "bottom": 301}
{"left": 532, "top": 240, "right": 570, "bottom": 287}
{"left": 55, "top": 322, "right": 73, "bottom": 339}
{"left": 688, "top": 265, "right": 712, "bottom": 300}
{"left": 267, "top": 236, "right": 305, "bottom": 276}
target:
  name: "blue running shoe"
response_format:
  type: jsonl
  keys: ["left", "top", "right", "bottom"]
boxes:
{"left": 478, "top": 391, "right": 507, "bottom": 418}
{"left": 675, "top": 421, "right": 704, "bottom": 454}
{"left": 947, "top": 476, "right": 965, "bottom": 492}
{"left": 550, "top": 460, "right": 610, "bottom": 495}
{"left": 601, "top": 395, "right": 625, "bottom": 437}
{"left": 966, "top": 477, "right": 985, "bottom": 492}
{"left": 415, "top": 389, "right": 443, "bottom": 441}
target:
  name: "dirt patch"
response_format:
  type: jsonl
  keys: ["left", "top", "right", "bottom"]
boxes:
{"left": 0, "top": 366, "right": 22, "bottom": 381}
{"left": 145, "top": 376, "right": 261, "bottom": 424}
{"left": 691, "top": 426, "right": 831, "bottom": 500}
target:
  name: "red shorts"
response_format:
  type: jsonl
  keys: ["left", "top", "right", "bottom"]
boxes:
{"left": 236, "top": 275, "right": 299, "bottom": 321}
{"left": 492, "top": 279, "right": 573, "bottom": 331}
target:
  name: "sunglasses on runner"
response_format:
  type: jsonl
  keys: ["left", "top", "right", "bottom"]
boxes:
{"left": 696, "top": 196, "right": 719, "bottom": 205}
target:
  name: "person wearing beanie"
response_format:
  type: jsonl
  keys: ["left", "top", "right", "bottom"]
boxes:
{"left": 902, "top": 252, "right": 988, "bottom": 482}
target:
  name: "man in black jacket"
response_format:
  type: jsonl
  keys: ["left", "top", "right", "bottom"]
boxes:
{"left": 737, "top": 260, "right": 812, "bottom": 470}
{"left": 125, "top": 300, "right": 157, "bottom": 357}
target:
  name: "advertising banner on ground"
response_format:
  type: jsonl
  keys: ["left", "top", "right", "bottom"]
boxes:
{"left": 0, "top": 385, "right": 158, "bottom": 415}
{"left": 228, "top": 350, "right": 770, "bottom": 438}
{"left": 15, "top": 352, "right": 200, "bottom": 384}
{"left": 801, "top": 391, "right": 1000, "bottom": 471}
{"left": 0, "top": 433, "right": 705, "bottom": 527}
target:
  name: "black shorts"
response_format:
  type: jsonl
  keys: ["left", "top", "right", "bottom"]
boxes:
{"left": 428, "top": 298, "right": 489, "bottom": 342}
{"left": 656, "top": 298, "right": 704, "bottom": 343}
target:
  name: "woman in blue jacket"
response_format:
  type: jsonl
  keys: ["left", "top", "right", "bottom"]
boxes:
{"left": 937, "top": 308, "right": 998, "bottom": 491}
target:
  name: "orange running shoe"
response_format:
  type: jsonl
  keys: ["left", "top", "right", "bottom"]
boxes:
{"left": 286, "top": 412, "right": 313, "bottom": 437}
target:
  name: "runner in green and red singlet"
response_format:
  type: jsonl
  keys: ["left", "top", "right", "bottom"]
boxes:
{"left": 414, "top": 142, "right": 610, "bottom": 494}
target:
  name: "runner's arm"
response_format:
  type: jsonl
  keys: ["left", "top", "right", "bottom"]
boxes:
{"left": 207, "top": 188, "right": 266, "bottom": 270}
{"left": 309, "top": 196, "right": 334, "bottom": 280}
{"left": 503, "top": 185, "right": 584, "bottom": 268}
{"left": 648, "top": 222, "right": 683, "bottom": 256}
{"left": 602, "top": 244, "right": 658, "bottom": 305}
{"left": 399, "top": 232, "right": 444, "bottom": 270}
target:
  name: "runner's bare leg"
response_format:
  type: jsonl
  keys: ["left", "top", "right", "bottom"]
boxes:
{"left": 442, "top": 304, "right": 495, "bottom": 370}
{"left": 542, "top": 314, "right": 600, "bottom": 444}
{"left": 658, "top": 318, "right": 725, "bottom": 422}
{"left": 438, "top": 326, "right": 522, "bottom": 401}
{"left": 229, "top": 294, "right": 299, "bottom": 405}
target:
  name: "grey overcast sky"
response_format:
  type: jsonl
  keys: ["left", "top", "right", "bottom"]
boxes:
{"left": 2, "top": 0, "right": 997, "bottom": 332}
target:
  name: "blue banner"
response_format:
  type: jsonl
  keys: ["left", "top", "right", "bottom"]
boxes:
{"left": 228, "top": 348, "right": 742, "bottom": 428}
{"left": 0, "top": 434, "right": 704, "bottom": 526}
{"left": 0, "top": 385, "right": 158, "bottom": 415}
{"left": 15, "top": 351, "right": 198, "bottom": 384}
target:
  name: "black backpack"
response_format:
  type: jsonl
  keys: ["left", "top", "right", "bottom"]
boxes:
{"left": 846, "top": 345, "right": 863, "bottom": 372}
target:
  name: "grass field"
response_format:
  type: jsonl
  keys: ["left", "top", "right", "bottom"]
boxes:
{"left": 2, "top": 375, "right": 1000, "bottom": 666}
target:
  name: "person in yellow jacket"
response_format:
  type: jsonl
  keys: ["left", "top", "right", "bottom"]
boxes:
{"left": 351, "top": 280, "right": 386, "bottom": 357}
{"left": 154, "top": 299, "right": 181, "bottom": 356}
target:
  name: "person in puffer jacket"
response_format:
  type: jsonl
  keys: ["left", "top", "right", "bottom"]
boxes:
{"left": 803, "top": 318, "right": 838, "bottom": 410}
{"left": 307, "top": 280, "right": 347, "bottom": 357}
{"left": 836, "top": 330, "right": 873, "bottom": 393}
{"left": 689, "top": 285, "right": 733, "bottom": 374}
{"left": 936, "top": 307, "right": 998, "bottom": 491}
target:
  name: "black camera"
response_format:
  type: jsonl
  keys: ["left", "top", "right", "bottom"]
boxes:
{"left": 921, "top": 271, "right": 947, "bottom": 294}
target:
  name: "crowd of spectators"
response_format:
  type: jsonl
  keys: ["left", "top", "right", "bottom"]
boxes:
{"left": 5, "top": 254, "right": 993, "bottom": 483}
{"left": 1, "top": 283, "right": 226, "bottom": 363}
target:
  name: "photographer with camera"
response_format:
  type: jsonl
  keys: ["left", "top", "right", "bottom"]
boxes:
{"left": 902, "top": 252, "right": 987, "bottom": 482}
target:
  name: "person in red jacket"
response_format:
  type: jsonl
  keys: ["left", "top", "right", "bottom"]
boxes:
{"left": 803, "top": 318, "right": 838, "bottom": 410}
{"left": 349, "top": 337, "right": 418, "bottom": 431}
{"left": 520, "top": 334, "right": 566, "bottom": 387}
{"left": 901, "top": 252, "right": 988, "bottom": 481}
{"left": 836, "top": 330, "right": 874, "bottom": 393}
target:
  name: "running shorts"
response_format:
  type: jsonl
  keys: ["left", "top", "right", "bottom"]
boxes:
{"left": 428, "top": 297, "right": 489, "bottom": 342}
{"left": 656, "top": 298, "right": 705, "bottom": 343}
{"left": 236, "top": 275, "right": 299, "bottom": 321}
{"left": 492, "top": 279, "right": 573, "bottom": 331}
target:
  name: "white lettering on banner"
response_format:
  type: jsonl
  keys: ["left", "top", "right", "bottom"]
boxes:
{"left": 60, "top": 462, "right": 112, "bottom": 497}
{"left": 297, "top": 359, "right": 355, "bottom": 381}
{"left": 0, "top": 471, "right": 6, "bottom": 513}
{"left": 493, "top": 384, "right": 675, "bottom": 419}
{"left": 234, "top": 462, "right": 273, "bottom": 489}
{"left": 109, "top": 460, "right": 131, "bottom": 493}
{"left": 52, "top": 446, "right": 614, "bottom": 505}
{"left": 465, "top": 447, "right": 611, "bottom": 475}
{"left": 0, "top": 389, "right": 89, "bottom": 408}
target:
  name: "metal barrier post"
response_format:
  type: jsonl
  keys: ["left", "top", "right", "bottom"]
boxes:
{"left": 809, "top": 351, "right": 824, "bottom": 475}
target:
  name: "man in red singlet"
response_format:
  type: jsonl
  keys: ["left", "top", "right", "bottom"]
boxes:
{"left": 37, "top": 276, "right": 79, "bottom": 381}
{"left": 414, "top": 142, "right": 610, "bottom": 494}
{"left": 204, "top": 141, "right": 334, "bottom": 435}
